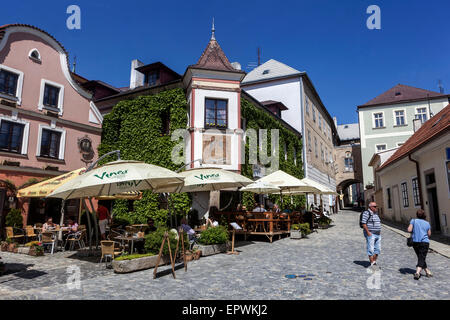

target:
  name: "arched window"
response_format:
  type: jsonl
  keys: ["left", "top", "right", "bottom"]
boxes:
{"left": 28, "top": 49, "right": 41, "bottom": 62}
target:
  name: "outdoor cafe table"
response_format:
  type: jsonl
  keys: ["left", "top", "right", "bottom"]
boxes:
{"left": 114, "top": 236, "right": 144, "bottom": 254}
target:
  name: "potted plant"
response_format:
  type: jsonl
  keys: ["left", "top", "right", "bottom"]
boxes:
{"left": 299, "top": 223, "right": 311, "bottom": 237}
{"left": 317, "top": 216, "right": 332, "bottom": 229}
{"left": 290, "top": 224, "right": 302, "bottom": 239}
{"left": 0, "top": 241, "right": 8, "bottom": 252}
{"left": 7, "top": 240, "right": 17, "bottom": 253}
{"left": 195, "top": 226, "right": 229, "bottom": 256}
{"left": 26, "top": 241, "right": 44, "bottom": 256}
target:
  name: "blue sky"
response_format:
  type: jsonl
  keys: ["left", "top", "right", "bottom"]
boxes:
{"left": 1, "top": 0, "right": 449, "bottom": 124}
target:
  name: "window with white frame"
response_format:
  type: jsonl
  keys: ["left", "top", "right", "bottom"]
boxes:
{"left": 415, "top": 108, "right": 428, "bottom": 123}
{"left": 373, "top": 113, "right": 384, "bottom": 128}
{"left": 37, "top": 125, "right": 65, "bottom": 160}
{"left": 0, "top": 64, "right": 24, "bottom": 104}
{"left": 394, "top": 110, "right": 406, "bottom": 126}
{"left": 319, "top": 114, "right": 322, "bottom": 129}
{"left": 344, "top": 151, "right": 353, "bottom": 172}
{"left": 412, "top": 177, "right": 420, "bottom": 206}
{"left": 320, "top": 142, "right": 324, "bottom": 162}
{"left": 38, "top": 79, "right": 64, "bottom": 114}
{"left": 307, "top": 130, "right": 311, "bottom": 151}
{"left": 0, "top": 115, "right": 29, "bottom": 155}
{"left": 376, "top": 144, "right": 387, "bottom": 152}
{"left": 401, "top": 182, "right": 409, "bottom": 207}
{"left": 312, "top": 106, "right": 316, "bottom": 122}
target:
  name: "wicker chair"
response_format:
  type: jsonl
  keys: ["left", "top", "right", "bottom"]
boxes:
{"left": 41, "top": 232, "right": 56, "bottom": 254}
{"left": 66, "top": 230, "right": 86, "bottom": 251}
{"left": 24, "top": 226, "right": 38, "bottom": 242}
{"left": 100, "top": 240, "right": 122, "bottom": 264}
{"left": 5, "top": 227, "right": 24, "bottom": 243}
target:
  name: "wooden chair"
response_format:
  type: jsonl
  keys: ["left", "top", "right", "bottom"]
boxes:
{"left": 100, "top": 240, "right": 122, "bottom": 264}
{"left": 66, "top": 230, "right": 86, "bottom": 251}
{"left": 5, "top": 227, "right": 24, "bottom": 243}
{"left": 41, "top": 232, "right": 56, "bottom": 254}
{"left": 24, "top": 226, "right": 38, "bottom": 242}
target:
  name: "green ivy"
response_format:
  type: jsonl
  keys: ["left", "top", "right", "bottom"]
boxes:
{"left": 240, "top": 98, "right": 306, "bottom": 210}
{"left": 99, "top": 89, "right": 191, "bottom": 225}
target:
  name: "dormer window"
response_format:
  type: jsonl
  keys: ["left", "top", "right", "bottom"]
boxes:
{"left": 28, "top": 49, "right": 41, "bottom": 62}
{"left": 262, "top": 69, "right": 270, "bottom": 75}
{"left": 145, "top": 71, "right": 160, "bottom": 86}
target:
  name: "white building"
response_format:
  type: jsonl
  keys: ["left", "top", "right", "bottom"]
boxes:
{"left": 242, "top": 59, "right": 338, "bottom": 210}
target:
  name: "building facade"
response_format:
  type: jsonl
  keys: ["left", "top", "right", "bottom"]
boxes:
{"left": 357, "top": 84, "right": 449, "bottom": 202}
{"left": 334, "top": 121, "right": 363, "bottom": 208}
{"left": 241, "top": 59, "right": 338, "bottom": 210}
{"left": 370, "top": 104, "right": 450, "bottom": 237}
{"left": 0, "top": 24, "right": 102, "bottom": 226}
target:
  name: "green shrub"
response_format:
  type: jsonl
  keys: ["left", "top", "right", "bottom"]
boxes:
{"left": 144, "top": 227, "right": 186, "bottom": 255}
{"left": 115, "top": 253, "right": 155, "bottom": 261}
{"left": 317, "top": 216, "right": 332, "bottom": 225}
{"left": 5, "top": 209, "right": 23, "bottom": 228}
{"left": 198, "top": 226, "right": 228, "bottom": 245}
{"left": 291, "top": 224, "right": 301, "bottom": 230}
{"left": 299, "top": 223, "right": 311, "bottom": 236}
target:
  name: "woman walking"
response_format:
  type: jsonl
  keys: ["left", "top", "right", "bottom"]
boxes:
{"left": 408, "top": 209, "right": 433, "bottom": 280}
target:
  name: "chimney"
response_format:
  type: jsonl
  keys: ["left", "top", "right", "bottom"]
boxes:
{"left": 231, "top": 62, "right": 241, "bottom": 71}
{"left": 413, "top": 118, "right": 422, "bottom": 132}
{"left": 129, "top": 59, "right": 144, "bottom": 89}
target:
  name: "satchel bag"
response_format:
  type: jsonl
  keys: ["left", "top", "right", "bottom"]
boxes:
{"left": 407, "top": 219, "right": 415, "bottom": 247}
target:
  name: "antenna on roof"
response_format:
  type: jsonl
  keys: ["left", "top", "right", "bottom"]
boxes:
{"left": 72, "top": 55, "right": 77, "bottom": 73}
{"left": 438, "top": 79, "right": 444, "bottom": 94}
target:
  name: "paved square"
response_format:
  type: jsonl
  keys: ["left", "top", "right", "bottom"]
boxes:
{"left": 0, "top": 210, "right": 449, "bottom": 300}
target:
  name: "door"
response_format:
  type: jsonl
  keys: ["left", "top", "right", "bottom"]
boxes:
{"left": 427, "top": 188, "right": 441, "bottom": 232}
{"left": 392, "top": 185, "right": 401, "bottom": 222}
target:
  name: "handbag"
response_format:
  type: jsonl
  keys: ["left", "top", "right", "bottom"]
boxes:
{"left": 407, "top": 219, "right": 415, "bottom": 247}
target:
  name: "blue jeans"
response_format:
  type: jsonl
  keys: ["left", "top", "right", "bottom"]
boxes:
{"left": 364, "top": 232, "right": 381, "bottom": 257}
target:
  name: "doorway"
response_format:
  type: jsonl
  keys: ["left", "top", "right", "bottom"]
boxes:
{"left": 392, "top": 185, "right": 401, "bottom": 222}
{"left": 425, "top": 171, "right": 441, "bottom": 232}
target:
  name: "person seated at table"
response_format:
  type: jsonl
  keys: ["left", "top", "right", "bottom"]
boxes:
{"left": 236, "top": 203, "right": 247, "bottom": 212}
{"left": 282, "top": 207, "right": 292, "bottom": 214}
{"left": 272, "top": 204, "right": 281, "bottom": 214}
{"left": 206, "top": 216, "right": 219, "bottom": 227}
{"left": 180, "top": 218, "right": 198, "bottom": 248}
{"left": 66, "top": 219, "right": 78, "bottom": 233}
{"left": 42, "top": 217, "right": 57, "bottom": 231}
{"left": 253, "top": 203, "right": 267, "bottom": 213}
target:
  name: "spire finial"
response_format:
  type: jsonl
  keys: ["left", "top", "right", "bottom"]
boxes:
{"left": 211, "top": 17, "right": 215, "bottom": 40}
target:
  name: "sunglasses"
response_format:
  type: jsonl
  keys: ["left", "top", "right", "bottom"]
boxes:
{"left": 370, "top": 205, "right": 377, "bottom": 208}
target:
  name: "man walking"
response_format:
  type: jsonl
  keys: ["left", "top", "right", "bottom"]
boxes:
{"left": 362, "top": 202, "right": 382, "bottom": 269}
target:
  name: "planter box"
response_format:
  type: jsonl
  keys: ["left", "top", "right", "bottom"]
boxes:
{"left": 318, "top": 224, "right": 330, "bottom": 229}
{"left": 290, "top": 229, "right": 303, "bottom": 239}
{"left": 183, "top": 250, "right": 202, "bottom": 262}
{"left": 7, "top": 244, "right": 17, "bottom": 253}
{"left": 28, "top": 247, "right": 44, "bottom": 256}
{"left": 17, "top": 247, "right": 30, "bottom": 254}
{"left": 112, "top": 254, "right": 171, "bottom": 274}
{"left": 194, "top": 242, "right": 230, "bottom": 257}
{"left": 0, "top": 243, "right": 8, "bottom": 252}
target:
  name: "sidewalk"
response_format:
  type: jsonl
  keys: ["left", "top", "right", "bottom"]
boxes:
{"left": 382, "top": 222, "right": 450, "bottom": 259}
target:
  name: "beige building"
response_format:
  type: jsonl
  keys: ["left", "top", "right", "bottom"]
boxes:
{"left": 370, "top": 104, "right": 450, "bottom": 237}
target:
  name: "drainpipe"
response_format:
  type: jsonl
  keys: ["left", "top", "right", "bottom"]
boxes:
{"left": 408, "top": 154, "right": 424, "bottom": 209}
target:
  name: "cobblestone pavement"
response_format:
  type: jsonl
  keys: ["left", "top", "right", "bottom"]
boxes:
{"left": 0, "top": 210, "right": 449, "bottom": 300}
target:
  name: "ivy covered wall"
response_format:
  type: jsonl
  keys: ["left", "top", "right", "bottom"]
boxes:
{"left": 98, "top": 88, "right": 305, "bottom": 224}
{"left": 98, "top": 88, "right": 191, "bottom": 225}
{"left": 240, "top": 98, "right": 305, "bottom": 210}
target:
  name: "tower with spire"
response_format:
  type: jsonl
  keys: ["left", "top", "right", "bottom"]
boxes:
{"left": 183, "top": 20, "right": 246, "bottom": 172}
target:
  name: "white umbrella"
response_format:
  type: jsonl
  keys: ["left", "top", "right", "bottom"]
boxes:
{"left": 257, "top": 170, "right": 320, "bottom": 194}
{"left": 299, "top": 178, "right": 338, "bottom": 195}
{"left": 175, "top": 167, "right": 253, "bottom": 192}
{"left": 240, "top": 181, "right": 280, "bottom": 194}
{"left": 47, "top": 160, "right": 185, "bottom": 200}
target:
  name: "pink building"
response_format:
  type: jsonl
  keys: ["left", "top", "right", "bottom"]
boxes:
{"left": 0, "top": 24, "right": 103, "bottom": 227}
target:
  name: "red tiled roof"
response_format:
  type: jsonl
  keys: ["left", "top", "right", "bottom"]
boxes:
{"left": 358, "top": 84, "right": 449, "bottom": 108}
{"left": 378, "top": 104, "right": 450, "bottom": 171}
{"left": 190, "top": 39, "right": 242, "bottom": 73}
